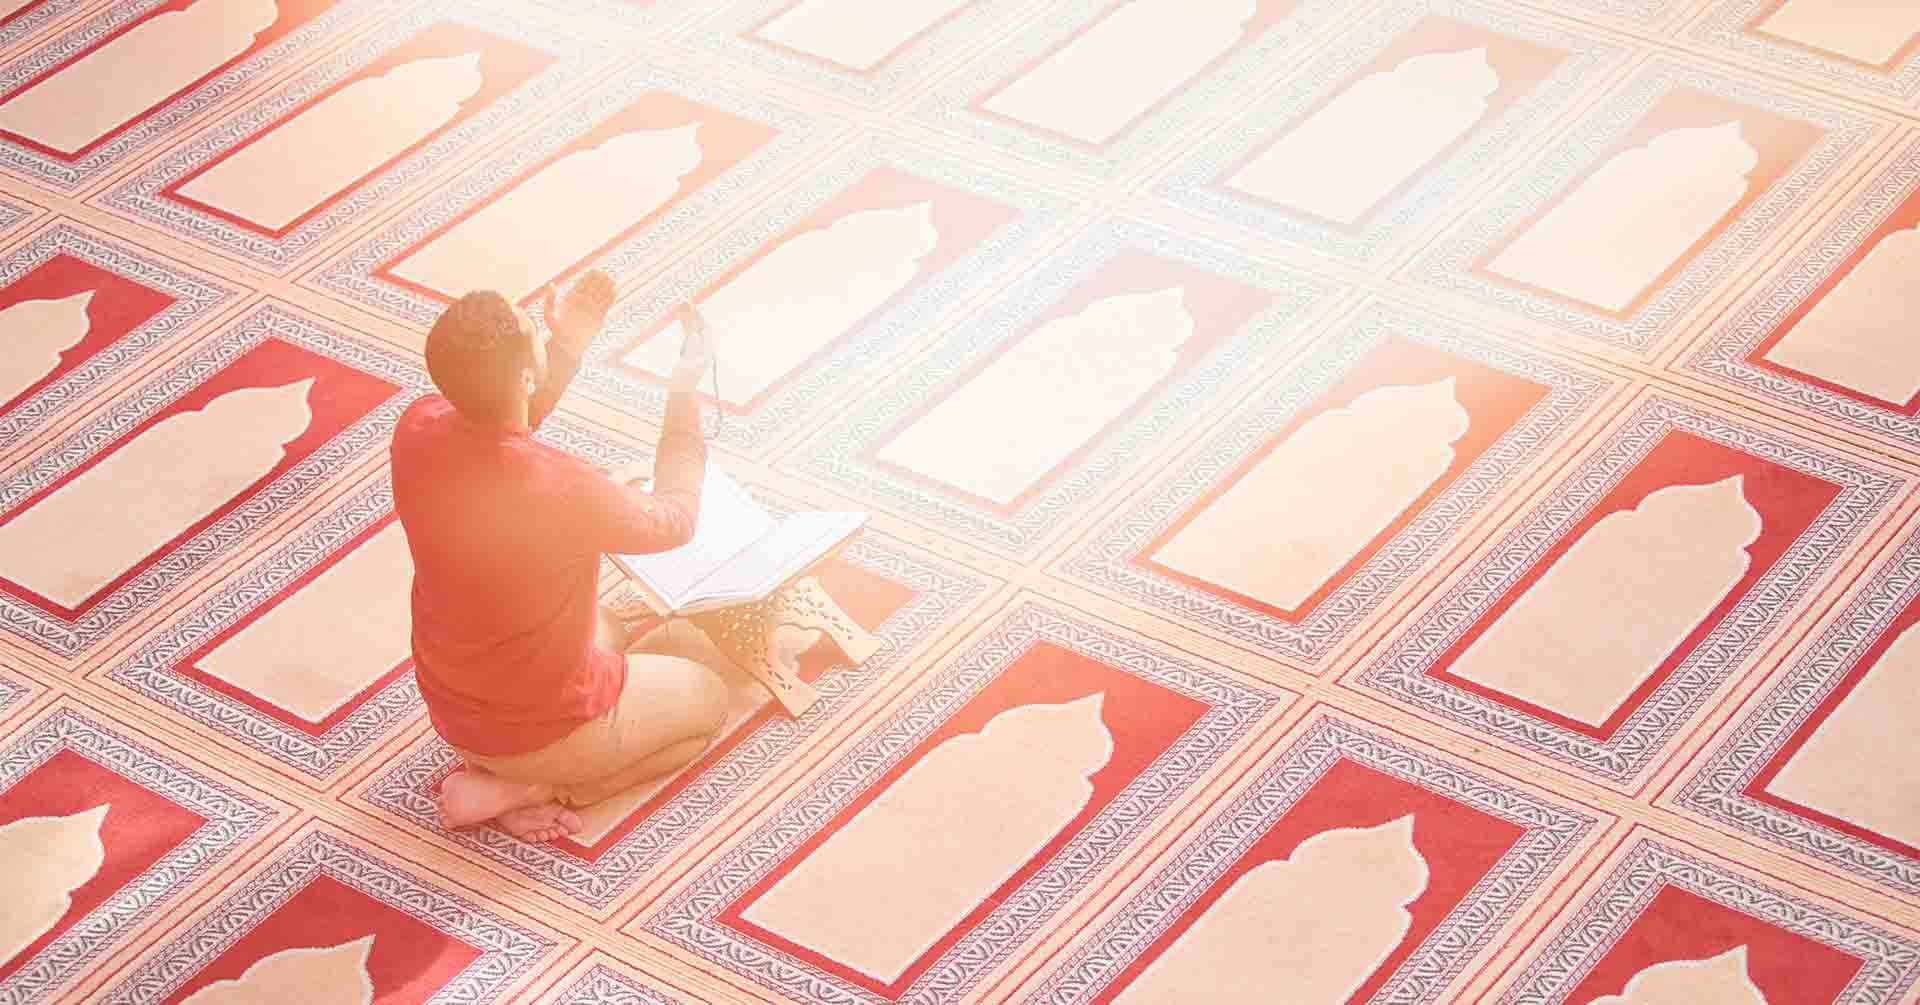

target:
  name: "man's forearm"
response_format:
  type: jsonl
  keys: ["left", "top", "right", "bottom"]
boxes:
{"left": 576, "top": 389, "right": 708, "bottom": 556}
{"left": 527, "top": 343, "right": 586, "bottom": 431}
{"left": 652, "top": 389, "right": 708, "bottom": 498}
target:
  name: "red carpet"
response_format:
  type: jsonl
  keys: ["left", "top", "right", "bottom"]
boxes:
{"left": 0, "top": 0, "right": 1918, "bottom": 1002}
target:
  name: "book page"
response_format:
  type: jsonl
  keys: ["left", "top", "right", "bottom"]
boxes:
{"left": 616, "top": 467, "right": 775, "bottom": 610}
{"left": 687, "top": 511, "right": 866, "bottom": 610}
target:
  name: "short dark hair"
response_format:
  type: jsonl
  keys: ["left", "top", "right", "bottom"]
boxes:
{"left": 425, "top": 291, "right": 527, "bottom": 423}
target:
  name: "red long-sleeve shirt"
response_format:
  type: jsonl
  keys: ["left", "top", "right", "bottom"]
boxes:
{"left": 390, "top": 346, "right": 707, "bottom": 756}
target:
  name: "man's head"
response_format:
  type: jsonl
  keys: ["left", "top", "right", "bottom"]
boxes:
{"left": 424, "top": 291, "right": 549, "bottom": 426}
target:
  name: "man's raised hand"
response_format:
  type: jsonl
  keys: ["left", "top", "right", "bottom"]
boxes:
{"left": 542, "top": 269, "right": 617, "bottom": 357}
{"left": 668, "top": 300, "right": 718, "bottom": 393}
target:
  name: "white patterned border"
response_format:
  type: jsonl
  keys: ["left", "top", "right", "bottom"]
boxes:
{"left": 574, "top": 135, "right": 1072, "bottom": 456}
{"left": 0, "top": 668, "right": 26, "bottom": 718}
{"left": 1405, "top": 57, "right": 1882, "bottom": 355}
{"left": 1682, "top": 140, "right": 1920, "bottom": 450}
{"left": 1688, "top": 0, "right": 1920, "bottom": 101}
{"left": 910, "top": 0, "right": 1354, "bottom": 179}
{"left": 1155, "top": 0, "right": 1629, "bottom": 264}
{"left": 648, "top": 600, "right": 1282, "bottom": 1005}
{"left": 315, "top": 59, "right": 836, "bottom": 328}
{"left": 0, "top": 302, "right": 429, "bottom": 656}
{"left": 1678, "top": 529, "right": 1920, "bottom": 896}
{"left": 685, "top": 0, "right": 1037, "bottom": 103}
{"left": 0, "top": 0, "right": 393, "bottom": 189}
{"left": 1530, "top": 0, "right": 1677, "bottom": 23}
{"left": 107, "top": 830, "right": 555, "bottom": 1005}
{"left": 1059, "top": 298, "right": 1611, "bottom": 666}
{"left": 547, "top": 964, "right": 690, "bottom": 1005}
{"left": 536, "top": 0, "right": 727, "bottom": 36}
{"left": 1024, "top": 713, "right": 1596, "bottom": 1005}
{"left": 1360, "top": 395, "right": 1900, "bottom": 785}
{"left": 790, "top": 215, "right": 1336, "bottom": 556}
{"left": 0, "top": 223, "right": 237, "bottom": 445}
{"left": 0, "top": 196, "right": 27, "bottom": 232}
{"left": 0, "top": 0, "right": 92, "bottom": 51}
{"left": 0, "top": 706, "right": 276, "bottom": 1005}
{"left": 97, "top": 1, "right": 610, "bottom": 271}
{"left": 360, "top": 525, "right": 994, "bottom": 910}
{"left": 1499, "top": 837, "right": 1920, "bottom": 1003}
{"left": 0, "top": 0, "right": 92, "bottom": 62}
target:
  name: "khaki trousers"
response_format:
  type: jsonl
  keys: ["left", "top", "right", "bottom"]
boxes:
{"left": 456, "top": 615, "right": 730, "bottom": 808}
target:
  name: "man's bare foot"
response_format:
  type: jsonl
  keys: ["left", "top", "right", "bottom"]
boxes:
{"left": 496, "top": 802, "right": 582, "bottom": 843}
{"left": 439, "top": 769, "right": 557, "bottom": 830}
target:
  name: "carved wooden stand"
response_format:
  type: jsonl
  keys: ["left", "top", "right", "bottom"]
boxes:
{"left": 681, "top": 576, "right": 881, "bottom": 718}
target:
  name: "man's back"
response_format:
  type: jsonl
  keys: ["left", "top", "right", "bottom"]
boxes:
{"left": 391, "top": 394, "right": 621, "bottom": 756}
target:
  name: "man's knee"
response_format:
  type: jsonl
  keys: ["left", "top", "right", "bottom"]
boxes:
{"left": 633, "top": 654, "right": 728, "bottom": 740}
{"left": 684, "top": 662, "right": 728, "bottom": 737}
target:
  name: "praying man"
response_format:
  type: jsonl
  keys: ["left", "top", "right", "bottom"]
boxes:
{"left": 390, "top": 270, "right": 729, "bottom": 842}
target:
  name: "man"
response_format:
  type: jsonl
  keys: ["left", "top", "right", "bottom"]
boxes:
{"left": 390, "top": 270, "right": 728, "bottom": 842}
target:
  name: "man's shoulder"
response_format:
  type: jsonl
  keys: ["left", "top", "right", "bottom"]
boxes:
{"left": 389, "top": 395, "right": 456, "bottom": 481}
{"left": 400, "top": 393, "right": 455, "bottom": 425}
{"left": 393, "top": 394, "right": 455, "bottom": 443}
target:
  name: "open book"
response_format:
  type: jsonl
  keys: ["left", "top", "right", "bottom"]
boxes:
{"left": 611, "top": 467, "right": 866, "bottom": 616}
